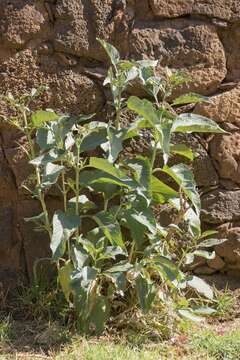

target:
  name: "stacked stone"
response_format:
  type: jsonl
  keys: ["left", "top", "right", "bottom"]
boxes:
{"left": 0, "top": 0, "right": 240, "bottom": 285}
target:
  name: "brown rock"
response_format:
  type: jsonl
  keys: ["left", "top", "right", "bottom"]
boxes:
{"left": 215, "top": 227, "right": 240, "bottom": 264}
{"left": 207, "top": 254, "right": 225, "bottom": 270}
{"left": 201, "top": 189, "right": 240, "bottom": 224}
{"left": 0, "top": 49, "right": 105, "bottom": 116}
{"left": 171, "top": 133, "right": 219, "bottom": 187}
{"left": 53, "top": 0, "right": 115, "bottom": 61}
{"left": 5, "top": 146, "right": 32, "bottom": 193}
{"left": 0, "top": 0, "right": 49, "bottom": 49}
{"left": 130, "top": 20, "right": 226, "bottom": 95}
{"left": 47, "top": 71, "right": 105, "bottom": 115}
{"left": 220, "top": 24, "right": 240, "bottom": 82}
{"left": 0, "top": 205, "right": 23, "bottom": 273}
{"left": 210, "top": 133, "right": 240, "bottom": 185}
{"left": 17, "top": 198, "right": 61, "bottom": 280}
{"left": 194, "top": 266, "right": 216, "bottom": 275}
{"left": 149, "top": 0, "right": 240, "bottom": 21}
{"left": 195, "top": 87, "right": 240, "bottom": 128}
{"left": 149, "top": 0, "right": 193, "bottom": 18}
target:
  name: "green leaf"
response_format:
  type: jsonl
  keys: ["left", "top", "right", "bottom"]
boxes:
{"left": 103, "top": 127, "right": 127, "bottom": 163}
{"left": 119, "top": 208, "right": 156, "bottom": 249}
{"left": 163, "top": 164, "right": 200, "bottom": 215}
{"left": 80, "top": 169, "right": 129, "bottom": 194}
{"left": 80, "top": 127, "right": 107, "bottom": 153}
{"left": 125, "top": 156, "right": 151, "bottom": 192}
{"left": 178, "top": 309, "right": 205, "bottom": 322}
{"left": 68, "top": 195, "right": 96, "bottom": 212}
{"left": 172, "top": 93, "right": 210, "bottom": 106}
{"left": 186, "top": 250, "right": 215, "bottom": 265}
{"left": 170, "top": 144, "right": 194, "bottom": 161}
{"left": 151, "top": 176, "right": 178, "bottom": 201}
{"left": 197, "top": 238, "right": 227, "bottom": 248}
{"left": 150, "top": 256, "right": 183, "bottom": 284}
{"left": 135, "top": 275, "right": 156, "bottom": 313}
{"left": 172, "top": 113, "right": 225, "bottom": 134}
{"left": 193, "top": 250, "right": 215, "bottom": 259}
{"left": 97, "top": 38, "right": 120, "bottom": 66}
{"left": 41, "top": 163, "right": 64, "bottom": 187}
{"left": 127, "top": 96, "right": 159, "bottom": 125}
{"left": 58, "top": 262, "right": 73, "bottom": 302}
{"left": 36, "top": 128, "right": 55, "bottom": 150}
{"left": 199, "top": 230, "right": 218, "bottom": 239}
{"left": 31, "top": 110, "right": 59, "bottom": 128}
{"left": 89, "top": 157, "right": 125, "bottom": 179}
{"left": 187, "top": 276, "right": 214, "bottom": 300}
{"left": 24, "top": 212, "right": 45, "bottom": 225}
{"left": 51, "top": 211, "right": 81, "bottom": 260}
{"left": 30, "top": 149, "right": 65, "bottom": 166}
{"left": 193, "top": 307, "right": 216, "bottom": 315}
{"left": 159, "top": 120, "right": 173, "bottom": 165}
{"left": 93, "top": 211, "right": 125, "bottom": 249}
{"left": 88, "top": 295, "right": 110, "bottom": 335}
{"left": 184, "top": 207, "right": 201, "bottom": 238}
{"left": 72, "top": 245, "right": 89, "bottom": 270}
{"left": 107, "top": 261, "right": 132, "bottom": 273}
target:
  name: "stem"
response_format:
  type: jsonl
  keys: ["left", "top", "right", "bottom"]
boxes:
{"left": 151, "top": 139, "right": 158, "bottom": 171}
{"left": 115, "top": 104, "right": 121, "bottom": 130}
{"left": 104, "top": 198, "right": 109, "bottom": 212}
{"left": 61, "top": 168, "right": 71, "bottom": 260}
{"left": 75, "top": 144, "right": 80, "bottom": 216}
{"left": 22, "top": 108, "right": 52, "bottom": 240}
{"left": 129, "top": 242, "right": 135, "bottom": 263}
{"left": 75, "top": 142, "right": 81, "bottom": 238}
{"left": 61, "top": 169, "right": 67, "bottom": 212}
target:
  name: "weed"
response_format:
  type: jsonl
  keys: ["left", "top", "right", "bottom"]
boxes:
{"left": 3, "top": 40, "right": 225, "bottom": 335}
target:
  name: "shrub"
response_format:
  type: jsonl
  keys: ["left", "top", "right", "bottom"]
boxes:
{"left": 4, "top": 39, "right": 226, "bottom": 335}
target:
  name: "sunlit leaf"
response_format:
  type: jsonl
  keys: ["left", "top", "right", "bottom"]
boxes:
{"left": 172, "top": 113, "right": 225, "bottom": 134}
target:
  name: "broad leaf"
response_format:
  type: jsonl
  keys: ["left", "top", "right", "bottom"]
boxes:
{"left": 89, "top": 157, "right": 125, "bottom": 179}
{"left": 30, "top": 149, "right": 65, "bottom": 166}
{"left": 163, "top": 164, "right": 200, "bottom": 215}
{"left": 170, "top": 144, "right": 194, "bottom": 161}
{"left": 68, "top": 195, "right": 96, "bottom": 212}
{"left": 31, "top": 110, "right": 59, "bottom": 128}
{"left": 36, "top": 128, "right": 55, "bottom": 150}
{"left": 151, "top": 176, "right": 178, "bottom": 202}
{"left": 41, "top": 163, "right": 64, "bottom": 187}
{"left": 125, "top": 156, "right": 151, "bottom": 192}
{"left": 135, "top": 275, "right": 156, "bottom": 313}
{"left": 187, "top": 276, "right": 214, "bottom": 300}
{"left": 178, "top": 309, "right": 205, "bottom": 322}
{"left": 127, "top": 96, "right": 159, "bottom": 125}
{"left": 80, "top": 169, "right": 128, "bottom": 189}
{"left": 93, "top": 211, "right": 125, "bottom": 249}
{"left": 102, "top": 127, "right": 127, "bottom": 163}
{"left": 97, "top": 38, "right": 120, "bottom": 66}
{"left": 80, "top": 127, "right": 107, "bottom": 153}
{"left": 58, "top": 262, "right": 73, "bottom": 302}
{"left": 198, "top": 238, "right": 227, "bottom": 248}
{"left": 172, "top": 93, "right": 210, "bottom": 106}
{"left": 119, "top": 207, "right": 156, "bottom": 249}
{"left": 72, "top": 245, "right": 89, "bottom": 270}
{"left": 51, "top": 211, "right": 81, "bottom": 260}
{"left": 88, "top": 295, "right": 110, "bottom": 335}
{"left": 172, "top": 113, "right": 225, "bottom": 134}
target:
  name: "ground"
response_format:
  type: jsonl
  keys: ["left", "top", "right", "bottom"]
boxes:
{"left": 1, "top": 274, "right": 240, "bottom": 360}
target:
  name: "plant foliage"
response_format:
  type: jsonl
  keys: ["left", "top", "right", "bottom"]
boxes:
{"left": 4, "top": 40, "right": 225, "bottom": 335}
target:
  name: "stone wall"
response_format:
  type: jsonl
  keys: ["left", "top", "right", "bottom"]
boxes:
{"left": 1, "top": 0, "right": 240, "bottom": 286}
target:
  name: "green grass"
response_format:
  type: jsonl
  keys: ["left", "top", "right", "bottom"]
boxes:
{"left": 192, "top": 327, "right": 240, "bottom": 360}
{"left": 0, "top": 315, "right": 12, "bottom": 343}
